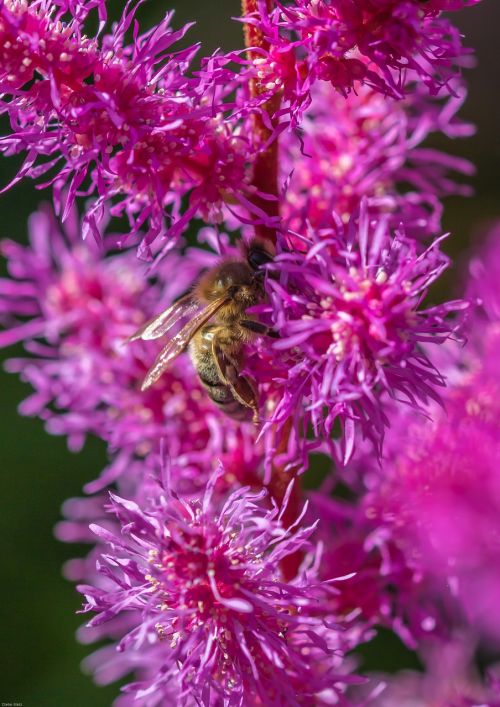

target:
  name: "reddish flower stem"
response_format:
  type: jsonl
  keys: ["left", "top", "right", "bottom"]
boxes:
{"left": 242, "top": 1, "right": 302, "bottom": 580}
{"left": 241, "top": 0, "right": 280, "bottom": 246}
{"left": 268, "top": 418, "right": 304, "bottom": 580}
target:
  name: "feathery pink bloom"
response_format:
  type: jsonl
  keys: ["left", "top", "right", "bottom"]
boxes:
{"left": 79, "top": 470, "right": 363, "bottom": 706}
{"left": 272, "top": 0, "right": 480, "bottom": 100}
{"left": 365, "top": 360, "right": 500, "bottom": 642}
{"left": 281, "top": 81, "right": 474, "bottom": 238}
{"left": 0, "top": 1, "right": 268, "bottom": 257}
{"left": 0, "top": 3, "right": 488, "bottom": 703}
{"left": 359, "top": 223, "right": 500, "bottom": 643}
{"left": 257, "top": 203, "right": 464, "bottom": 460}
{"left": 305, "top": 491, "right": 444, "bottom": 648}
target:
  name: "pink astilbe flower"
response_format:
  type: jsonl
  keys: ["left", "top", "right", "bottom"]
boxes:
{"left": 271, "top": 0, "right": 481, "bottom": 101}
{"left": 53, "top": 489, "right": 170, "bottom": 699}
{"left": 259, "top": 203, "right": 463, "bottom": 459}
{"left": 281, "top": 81, "right": 474, "bottom": 238}
{"left": 305, "top": 491, "right": 445, "bottom": 648}
{"left": 0, "top": 0, "right": 489, "bottom": 702}
{"left": 365, "top": 364, "right": 500, "bottom": 643}
{"left": 360, "top": 224, "right": 500, "bottom": 644}
{"left": 0, "top": 0, "right": 267, "bottom": 256}
{"left": 79, "top": 471, "right": 362, "bottom": 706}
{"left": 228, "top": 8, "right": 311, "bottom": 126}
{"left": 0, "top": 205, "right": 262, "bottom": 494}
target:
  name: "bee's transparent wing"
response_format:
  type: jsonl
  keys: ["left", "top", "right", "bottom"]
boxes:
{"left": 129, "top": 293, "right": 198, "bottom": 342}
{"left": 141, "top": 297, "right": 230, "bottom": 390}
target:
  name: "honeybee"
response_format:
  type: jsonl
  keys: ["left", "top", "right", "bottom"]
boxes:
{"left": 130, "top": 241, "right": 276, "bottom": 423}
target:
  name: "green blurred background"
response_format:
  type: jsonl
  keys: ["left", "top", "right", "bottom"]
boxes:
{"left": 0, "top": 1, "right": 498, "bottom": 704}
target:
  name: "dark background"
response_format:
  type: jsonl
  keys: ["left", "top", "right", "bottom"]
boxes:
{"left": 0, "top": 1, "right": 498, "bottom": 704}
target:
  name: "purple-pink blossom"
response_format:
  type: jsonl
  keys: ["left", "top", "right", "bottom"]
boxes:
{"left": 304, "top": 490, "right": 444, "bottom": 648}
{"left": 257, "top": 203, "right": 464, "bottom": 459}
{"left": 358, "top": 223, "right": 500, "bottom": 644}
{"left": 0, "top": 0, "right": 492, "bottom": 703}
{"left": 0, "top": 0, "right": 268, "bottom": 256}
{"left": 281, "top": 81, "right": 474, "bottom": 238}
{"left": 79, "top": 470, "right": 363, "bottom": 706}
{"left": 272, "top": 0, "right": 481, "bottom": 100}
{"left": 365, "top": 363, "right": 500, "bottom": 643}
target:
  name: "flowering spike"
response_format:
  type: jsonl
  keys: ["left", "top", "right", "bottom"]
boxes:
{"left": 261, "top": 0, "right": 482, "bottom": 105}
{"left": 0, "top": 1, "right": 269, "bottom": 254}
{"left": 258, "top": 202, "right": 466, "bottom": 456}
{"left": 0, "top": 0, "right": 490, "bottom": 703}
{"left": 79, "top": 471, "right": 362, "bottom": 705}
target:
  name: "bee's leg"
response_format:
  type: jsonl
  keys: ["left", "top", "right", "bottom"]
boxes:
{"left": 241, "top": 320, "right": 280, "bottom": 339}
{"left": 211, "top": 337, "right": 260, "bottom": 423}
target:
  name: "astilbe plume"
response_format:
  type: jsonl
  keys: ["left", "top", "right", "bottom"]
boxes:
{"left": 0, "top": 0, "right": 270, "bottom": 256}
{"left": 258, "top": 0, "right": 481, "bottom": 105}
{"left": 0, "top": 0, "right": 481, "bottom": 256}
{"left": 355, "top": 226, "right": 500, "bottom": 646}
{"left": 281, "top": 81, "right": 474, "bottom": 238}
{"left": 303, "top": 488, "right": 446, "bottom": 649}
{"left": 296, "top": 229, "right": 500, "bottom": 664}
{"left": 0, "top": 0, "right": 489, "bottom": 704}
{"left": 256, "top": 203, "right": 463, "bottom": 459}
{"left": 79, "top": 470, "right": 363, "bottom": 706}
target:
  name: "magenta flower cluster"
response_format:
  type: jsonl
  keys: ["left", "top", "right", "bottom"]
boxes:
{"left": 1, "top": 0, "right": 498, "bottom": 705}
{"left": 80, "top": 472, "right": 362, "bottom": 705}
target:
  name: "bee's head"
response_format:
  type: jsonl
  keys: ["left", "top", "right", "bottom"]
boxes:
{"left": 213, "top": 261, "right": 252, "bottom": 292}
{"left": 198, "top": 260, "right": 254, "bottom": 303}
{"left": 197, "top": 245, "right": 273, "bottom": 310}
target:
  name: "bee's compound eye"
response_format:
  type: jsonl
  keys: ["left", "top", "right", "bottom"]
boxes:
{"left": 248, "top": 248, "right": 273, "bottom": 270}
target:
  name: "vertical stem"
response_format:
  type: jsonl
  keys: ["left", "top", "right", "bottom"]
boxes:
{"left": 241, "top": 0, "right": 274, "bottom": 54}
{"left": 242, "top": 2, "right": 302, "bottom": 580}
{"left": 241, "top": 0, "right": 280, "bottom": 245}
{"left": 268, "top": 419, "right": 304, "bottom": 580}
{"left": 241, "top": 0, "right": 302, "bottom": 580}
